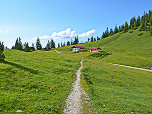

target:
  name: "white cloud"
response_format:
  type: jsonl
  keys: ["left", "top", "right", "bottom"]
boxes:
{"left": 78, "top": 29, "right": 96, "bottom": 38}
{"left": 30, "top": 28, "right": 96, "bottom": 41}
{"left": 6, "top": 30, "right": 10, "bottom": 32}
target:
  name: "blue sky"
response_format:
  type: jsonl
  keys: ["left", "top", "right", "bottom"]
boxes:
{"left": 0, "top": 0, "right": 152, "bottom": 48}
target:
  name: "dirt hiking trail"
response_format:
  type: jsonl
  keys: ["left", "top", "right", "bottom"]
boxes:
{"left": 63, "top": 59, "right": 92, "bottom": 114}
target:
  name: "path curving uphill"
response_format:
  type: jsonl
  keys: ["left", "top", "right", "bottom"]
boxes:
{"left": 63, "top": 59, "right": 91, "bottom": 114}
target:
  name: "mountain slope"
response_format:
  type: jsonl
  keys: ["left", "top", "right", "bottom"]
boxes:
{"left": 57, "top": 29, "right": 152, "bottom": 67}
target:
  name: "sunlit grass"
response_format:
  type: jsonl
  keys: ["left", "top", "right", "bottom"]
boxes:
{"left": 81, "top": 58, "right": 152, "bottom": 113}
{"left": 0, "top": 49, "right": 81, "bottom": 113}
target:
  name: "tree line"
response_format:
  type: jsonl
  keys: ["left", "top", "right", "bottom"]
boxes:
{"left": 11, "top": 36, "right": 55, "bottom": 52}
{"left": 101, "top": 10, "right": 152, "bottom": 38}
{"left": 57, "top": 10, "right": 152, "bottom": 48}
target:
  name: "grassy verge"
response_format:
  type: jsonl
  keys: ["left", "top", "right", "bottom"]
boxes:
{"left": 81, "top": 58, "right": 152, "bottom": 113}
{"left": 0, "top": 49, "right": 81, "bottom": 113}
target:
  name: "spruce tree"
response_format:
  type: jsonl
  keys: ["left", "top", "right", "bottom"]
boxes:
{"left": 134, "top": 21, "right": 137, "bottom": 29}
{"left": 97, "top": 36, "right": 100, "bottom": 40}
{"left": 139, "top": 21, "right": 144, "bottom": 31}
{"left": 24, "top": 42, "right": 31, "bottom": 52}
{"left": 137, "top": 16, "right": 141, "bottom": 27}
{"left": 58, "top": 43, "right": 60, "bottom": 48}
{"left": 102, "top": 32, "right": 106, "bottom": 38}
{"left": 0, "top": 41, "right": 5, "bottom": 60}
{"left": 76, "top": 35, "right": 79, "bottom": 44}
{"left": 114, "top": 24, "right": 118, "bottom": 34}
{"left": 121, "top": 24, "right": 124, "bottom": 32}
{"left": 36, "top": 37, "right": 42, "bottom": 50}
{"left": 125, "top": 21, "right": 129, "bottom": 30}
{"left": 119, "top": 26, "right": 121, "bottom": 32}
{"left": 18, "top": 37, "right": 22, "bottom": 50}
{"left": 51, "top": 39, "right": 55, "bottom": 48}
{"left": 46, "top": 40, "right": 51, "bottom": 49}
{"left": 110, "top": 28, "right": 113, "bottom": 36}
{"left": 67, "top": 41, "right": 70, "bottom": 46}
{"left": 61, "top": 42, "right": 62, "bottom": 47}
{"left": 15, "top": 38, "right": 19, "bottom": 49}
{"left": 88, "top": 38, "right": 90, "bottom": 42}
{"left": 91, "top": 36, "right": 94, "bottom": 42}
{"left": 71, "top": 39, "right": 73, "bottom": 45}
{"left": 105, "top": 27, "right": 109, "bottom": 37}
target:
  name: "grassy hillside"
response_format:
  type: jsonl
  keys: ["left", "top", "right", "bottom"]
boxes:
{"left": 81, "top": 58, "right": 152, "bottom": 113}
{"left": 1, "top": 29, "right": 152, "bottom": 113}
{"left": 57, "top": 29, "right": 152, "bottom": 68}
{"left": 0, "top": 49, "right": 81, "bottom": 113}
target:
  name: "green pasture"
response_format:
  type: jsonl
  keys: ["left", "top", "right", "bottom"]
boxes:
{"left": 81, "top": 58, "right": 152, "bottom": 113}
{"left": 0, "top": 49, "right": 81, "bottom": 113}
{"left": 56, "top": 29, "right": 152, "bottom": 68}
{"left": 0, "top": 28, "right": 152, "bottom": 113}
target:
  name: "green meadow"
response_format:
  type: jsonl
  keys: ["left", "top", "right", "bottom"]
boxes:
{"left": 0, "top": 28, "right": 152, "bottom": 113}
{"left": 57, "top": 29, "right": 152, "bottom": 68}
{"left": 0, "top": 49, "right": 81, "bottom": 113}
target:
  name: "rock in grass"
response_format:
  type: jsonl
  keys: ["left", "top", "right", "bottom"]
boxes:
{"left": 16, "top": 110, "right": 22, "bottom": 112}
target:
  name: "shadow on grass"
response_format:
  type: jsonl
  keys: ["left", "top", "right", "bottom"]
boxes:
{"left": 0, "top": 59, "right": 38, "bottom": 74}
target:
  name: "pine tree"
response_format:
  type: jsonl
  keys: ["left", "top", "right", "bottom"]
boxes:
{"left": 15, "top": 38, "right": 19, "bottom": 49}
{"left": 0, "top": 41, "right": 5, "bottom": 60}
{"left": 110, "top": 28, "right": 113, "bottom": 36}
{"left": 71, "top": 39, "right": 73, "bottom": 45}
{"left": 105, "top": 27, "right": 109, "bottom": 37}
{"left": 18, "top": 37, "right": 22, "bottom": 50}
{"left": 91, "top": 36, "right": 94, "bottom": 42}
{"left": 61, "top": 42, "right": 62, "bottom": 47}
{"left": 119, "top": 26, "right": 121, "bottom": 32}
{"left": 114, "top": 24, "right": 118, "bottom": 34}
{"left": 36, "top": 37, "right": 42, "bottom": 50}
{"left": 97, "top": 36, "right": 100, "bottom": 40}
{"left": 46, "top": 40, "right": 51, "bottom": 49}
{"left": 24, "top": 42, "right": 31, "bottom": 52}
{"left": 51, "top": 39, "right": 55, "bottom": 48}
{"left": 94, "top": 38, "right": 96, "bottom": 41}
{"left": 88, "top": 38, "right": 90, "bottom": 42}
{"left": 121, "top": 24, "right": 124, "bottom": 32}
{"left": 67, "top": 41, "right": 70, "bottom": 46}
{"left": 76, "top": 35, "right": 79, "bottom": 44}
{"left": 102, "top": 32, "right": 106, "bottom": 38}
{"left": 125, "top": 21, "right": 129, "bottom": 30}
{"left": 139, "top": 21, "right": 144, "bottom": 31}
{"left": 134, "top": 21, "right": 137, "bottom": 29}
{"left": 63, "top": 42, "right": 65, "bottom": 46}
{"left": 137, "top": 16, "right": 140, "bottom": 27}
{"left": 58, "top": 43, "right": 60, "bottom": 48}
{"left": 14, "top": 37, "right": 22, "bottom": 50}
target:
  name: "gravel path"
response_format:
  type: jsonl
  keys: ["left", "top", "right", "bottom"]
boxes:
{"left": 111, "top": 63, "right": 152, "bottom": 72}
{"left": 63, "top": 59, "right": 91, "bottom": 114}
{"left": 54, "top": 50, "right": 61, "bottom": 53}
